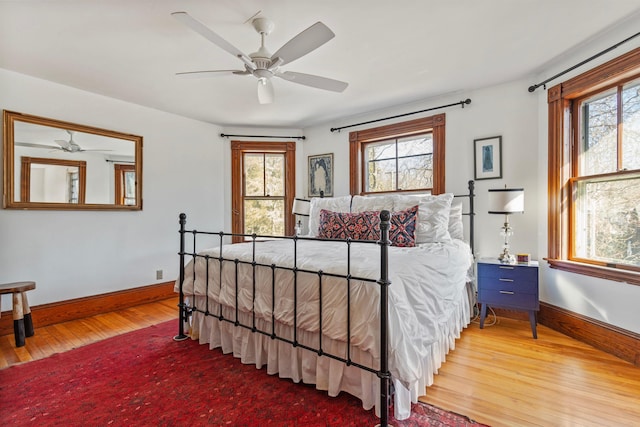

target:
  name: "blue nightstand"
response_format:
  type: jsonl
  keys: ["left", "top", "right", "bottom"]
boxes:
{"left": 477, "top": 258, "right": 539, "bottom": 338}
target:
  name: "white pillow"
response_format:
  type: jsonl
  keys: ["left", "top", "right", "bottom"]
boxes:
{"left": 351, "top": 195, "right": 394, "bottom": 213}
{"left": 448, "top": 200, "right": 464, "bottom": 241}
{"left": 393, "top": 193, "right": 454, "bottom": 243}
{"left": 308, "top": 195, "right": 352, "bottom": 237}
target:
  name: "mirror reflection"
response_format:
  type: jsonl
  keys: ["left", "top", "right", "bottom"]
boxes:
{"left": 3, "top": 111, "right": 142, "bottom": 210}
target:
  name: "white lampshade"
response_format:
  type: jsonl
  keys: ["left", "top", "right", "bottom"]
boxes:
{"left": 291, "top": 198, "right": 311, "bottom": 216}
{"left": 488, "top": 188, "right": 524, "bottom": 214}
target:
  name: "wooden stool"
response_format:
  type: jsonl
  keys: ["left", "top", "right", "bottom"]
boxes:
{"left": 0, "top": 281, "right": 36, "bottom": 347}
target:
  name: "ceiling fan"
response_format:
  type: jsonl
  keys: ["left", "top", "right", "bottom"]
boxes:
{"left": 16, "top": 130, "right": 112, "bottom": 153}
{"left": 172, "top": 11, "right": 349, "bottom": 104}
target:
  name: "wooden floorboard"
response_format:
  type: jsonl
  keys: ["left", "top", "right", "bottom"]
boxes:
{"left": 1, "top": 298, "right": 638, "bottom": 426}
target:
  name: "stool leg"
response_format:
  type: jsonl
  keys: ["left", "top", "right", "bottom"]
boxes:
{"left": 22, "top": 292, "right": 34, "bottom": 337}
{"left": 13, "top": 292, "right": 26, "bottom": 347}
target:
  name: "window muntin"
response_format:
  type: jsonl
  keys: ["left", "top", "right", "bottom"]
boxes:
{"left": 571, "top": 78, "right": 640, "bottom": 272}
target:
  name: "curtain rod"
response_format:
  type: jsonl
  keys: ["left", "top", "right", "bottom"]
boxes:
{"left": 220, "top": 133, "right": 306, "bottom": 140}
{"left": 528, "top": 30, "right": 640, "bottom": 93}
{"left": 330, "top": 99, "right": 471, "bottom": 133}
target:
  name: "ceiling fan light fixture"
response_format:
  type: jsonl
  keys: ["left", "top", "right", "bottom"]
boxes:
{"left": 257, "top": 78, "right": 274, "bottom": 104}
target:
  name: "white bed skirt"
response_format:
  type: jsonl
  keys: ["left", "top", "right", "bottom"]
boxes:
{"left": 186, "top": 283, "right": 470, "bottom": 421}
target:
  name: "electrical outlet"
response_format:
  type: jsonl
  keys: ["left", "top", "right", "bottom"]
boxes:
{"left": 156, "top": 270, "right": 163, "bottom": 280}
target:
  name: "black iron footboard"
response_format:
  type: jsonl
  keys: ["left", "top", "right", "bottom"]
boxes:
{"left": 173, "top": 180, "right": 476, "bottom": 426}
{"left": 175, "top": 211, "right": 393, "bottom": 427}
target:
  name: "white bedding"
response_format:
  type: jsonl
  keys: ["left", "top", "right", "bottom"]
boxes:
{"left": 176, "top": 238, "right": 473, "bottom": 420}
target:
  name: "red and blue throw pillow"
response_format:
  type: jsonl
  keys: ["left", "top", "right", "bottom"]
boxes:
{"left": 318, "top": 205, "right": 418, "bottom": 247}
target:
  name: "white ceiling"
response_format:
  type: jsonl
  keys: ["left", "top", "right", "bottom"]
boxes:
{"left": 1, "top": 0, "right": 639, "bottom": 129}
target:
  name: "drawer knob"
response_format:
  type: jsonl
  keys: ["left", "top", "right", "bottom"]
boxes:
{"left": 499, "top": 290, "right": 515, "bottom": 295}
{"left": 499, "top": 266, "right": 515, "bottom": 270}
{"left": 499, "top": 278, "right": 514, "bottom": 282}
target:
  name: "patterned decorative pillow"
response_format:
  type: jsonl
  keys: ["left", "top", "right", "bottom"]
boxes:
{"left": 388, "top": 205, "right": 418, "bottom": 247}
{"left": 318, "top": 209, "right": 379, "bottom": 241}
{"left": 318, "top": 206, "right": 418, "bottom": 247}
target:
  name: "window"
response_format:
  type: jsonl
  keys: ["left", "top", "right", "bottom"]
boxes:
{"left": 67, "top": 170, "right": 79, "bottom": 203}
{"left": 349, "top": 114, "right": 445, "bottom": 195}
{"left": 231, "top": 141, "right": 296, "bottom": 243}
{"left": 114, "top": 164, "right": 136, "bottom": 206}
{"left": 548, "top": 47, "right": 640, "bottom": 284}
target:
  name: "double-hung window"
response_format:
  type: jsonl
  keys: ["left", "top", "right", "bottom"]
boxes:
{"left": 231, "top": 141, "right": 296, "bottom": 242}
{"left": 548, "top": 47, "right": 640, "bottom": 284}
{"left": 349, "top": 114, "right": 446, "bottom": 195}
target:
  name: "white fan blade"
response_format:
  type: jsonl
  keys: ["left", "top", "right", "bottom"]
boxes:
{"left": 172, "top": 12, "right": 252, "bottom": 64}
{"left": 176, "top": 70, "right": 249, "bottom": 78}
{"left": 15, "top": 142, "right": 62, "bottom": 150}
{"left": 276, "top": 71, "right": 348, "bottom": 92}
{"left": 271, "top": 22, "right": 334, "bottom": 66}
{"left": 257, "top": 79, "right": 274, "bottom": 104}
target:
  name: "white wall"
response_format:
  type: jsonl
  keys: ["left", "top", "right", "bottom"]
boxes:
{"left": 0, "top": 69, "right": 225, "bottom": 310}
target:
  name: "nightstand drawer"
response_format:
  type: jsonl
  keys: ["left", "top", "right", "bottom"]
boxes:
{"left": 478, "top": 277, "right": 537, "bottom": 294}
{"left": 478, "top": 288, "right": 539, "bottom": 310}
{"left": 477, "top": 263, "right": 537, "bottom": 282}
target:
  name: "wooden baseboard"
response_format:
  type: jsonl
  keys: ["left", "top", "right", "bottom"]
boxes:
{"left": 537, "top": 302, "right": 640, "bottom": 366}
{"left": 492, "top": 303, "right": 640, "bottom": 366}
{"left": 0, "top": 281, "right": 176, "bottom": 337}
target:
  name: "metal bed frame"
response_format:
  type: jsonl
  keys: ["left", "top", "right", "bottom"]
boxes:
{"left": 174, "top": 180, "right": 475, "bottom": 426}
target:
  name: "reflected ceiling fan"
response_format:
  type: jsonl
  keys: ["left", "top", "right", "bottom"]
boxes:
{"left": 172, "top": 11, "right": 349, "bottom": 104}
{"left": 16, "top": 130, "right": 112, "bottom": 153}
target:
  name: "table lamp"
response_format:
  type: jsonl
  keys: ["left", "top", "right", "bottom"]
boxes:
{"left": 291, "top": 198, "right": 311, "bottom": 235}
{"left": 488, "top": 187, "right": 524, "bottom": 264}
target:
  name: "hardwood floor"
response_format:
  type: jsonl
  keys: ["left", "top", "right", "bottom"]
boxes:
{"left": 0, "top": 298, "right": 178, "bottom": 369}
{"left": 1, "top": 299, "right": 638, "bottom": 426}
{"left": 419, "top": 314, "right": 640, "bottom": 427}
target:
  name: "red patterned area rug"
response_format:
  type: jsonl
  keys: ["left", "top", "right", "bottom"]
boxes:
{"left": 0, "top": 321, "right": 488, "bottom": 426}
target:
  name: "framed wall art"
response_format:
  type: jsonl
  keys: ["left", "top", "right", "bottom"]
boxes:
{"left": 308, "top": 153, "right": 333, "bottom": 197}
{"left": 474, "top": 136, "right": 502, "bottom": 180}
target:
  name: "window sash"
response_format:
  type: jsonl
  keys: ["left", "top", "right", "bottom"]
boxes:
{"left": 569, "top": 171, "right": 640, "bottom": 272}
{"left": 363, "top": 135, "right": 434, "bottom": 193}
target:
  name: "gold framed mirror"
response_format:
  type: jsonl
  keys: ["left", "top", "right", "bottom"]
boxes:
{"left": 3, "top": 110, "right": 142, "bottom": 210}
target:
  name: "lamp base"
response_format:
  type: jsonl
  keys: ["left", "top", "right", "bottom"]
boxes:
{"left": 498, "top": 249, "right": 516, "bottom": 264}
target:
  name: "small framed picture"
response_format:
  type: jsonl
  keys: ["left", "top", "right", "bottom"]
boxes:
{"left": 474, "top": 136, "right": 502, "bottom": 180}
{"left": 308, "top": 153, "right": 333, "bottom": 197}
